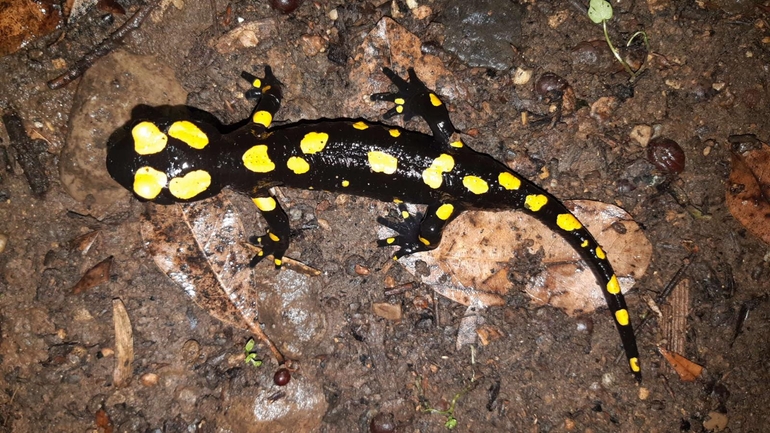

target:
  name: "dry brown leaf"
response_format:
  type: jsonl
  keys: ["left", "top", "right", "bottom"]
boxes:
{"left": 396, "top": 200, "right": 651, "bottom": 315}
{"left": 71, "top": 256, "right": 112, "bottom": 294}
{"left": 658, "top": 346, "right": 703, "bottom": 382}
{"left": 112, "top": 298, "right": 133, "bottom": 388}
{"left": 141, "top": 197, "right": 285, "bottom": 364}
{"left": 726, "top": 147, "right": 770, "bottom": 245}
{"left": 0, "top": 0, "right": 61, "bottom": 56}
{"left": 69, "top": 230, "right": 100, "bottom": 255}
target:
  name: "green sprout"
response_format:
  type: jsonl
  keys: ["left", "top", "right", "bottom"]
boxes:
{"left": 415, "top": 347, "right": 479, "bottom": 430}
{"left": 243, "top": 338, "right": 263, "bottom": 367}
{"left": 588, "top": 0, "right": 649, "bottom": 79}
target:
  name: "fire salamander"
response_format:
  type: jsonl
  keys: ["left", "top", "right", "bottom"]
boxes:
{"left": 106, "top": 66, "right": 641, "bottom": 381}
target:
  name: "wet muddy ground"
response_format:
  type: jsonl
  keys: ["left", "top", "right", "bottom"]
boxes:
{"left": 1, "top": 0, "right": 769, "bottom": 432}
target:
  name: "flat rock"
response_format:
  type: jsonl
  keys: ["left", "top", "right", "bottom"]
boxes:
{"left": 59, "top": 50, "right": 187, "bottom": 213}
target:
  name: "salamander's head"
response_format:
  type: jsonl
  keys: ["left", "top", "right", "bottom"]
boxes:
{"left": 107, "top": 118, "right": 225, "bottom": 204}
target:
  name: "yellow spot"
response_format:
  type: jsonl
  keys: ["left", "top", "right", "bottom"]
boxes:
{"left": 419, "top": 236, "right": 430, "bottom": 246}
{"left": 274, "top": 258, "right": 282, "bottom": 266}
{"left": 401, "top": 210, "right": 410, "bottom": 219}
{"left": 341, "top": 180, "right": 350, "bottom": 187}
{"left": 429, "top": 93, "right": 442, "bottom": 106}
{"left": 269, "top": 232, "right": 280, "bottom": 242}
{"left": 607, "top": 275, "right": 621, "bottom": 295}
{"left": 252, "top": 111, "right": 273, "bottom": 127}
{"left": 258, "top": 251, "right": 264, "bottom": 257}
{"left": 251, "top": 78, "right": 261, "bottom": 88}
{"left": 421, "top": 154, "right": 455, "bottom": 189}
{"left": 394, "top": 98, "right": 405, "bottom": 105}
{"left": 287, "top": 156, "right": 310, "bottom": 174}
{"left": 263, "top": 85, "right": 272, "bottom": 92}
{"left": 615, "top": 309, "right": 629, "bottom": 326}
{"left": 463, "top": 176, "right": 489, "bottom": 194}
{"left": 389, "top": 129, "right": 401, "bottom": 137}
{"left": 168, "top": 121, "right": 209, "bottom": 149}
{"left": 450, "top": 140, "right": 464, "bottom": 148}
{"left": 524, "top": 194, "right": 548, "bottom": 212}
{"left": 133, "top": 122, "right": 167, "bottom": 155}
{"left": 242, "top": 145, "right": 275, "bottom": 173}
{"left": 386, "top": 237, "right": 395, "bottom": 244}
{"left": 169, "top": 170, "right": 211, "bottom": 200}
{"left": 367, "top": 151, "right": 398, "bottom": 174}
{"left": 253, "top": 197, "right": 276, "bottom": 212}
{"left": 556, "top": 213, "right": 583, "bottom": 231}
{"left": 630, "top": 357, "right": 640, "bottom": 372}
{"left": 300, "top": 132, "right": 329, "bottom": 154}
{"left": 595, "top": 246, "right": 606, "bottom": 260}
{"left": 581, "top": 240, "right": 589, "bottom": 248}
{"left": 436, "top": 204, "right": 454, "bottom": 221}
{"left": 352, "top": 121, "right": 368, "bottom": 130}
{"left": 133, "top": 166, "right": 167, "bottom": 199}
{"left": 498, "top": 172, "right": 521, "bottom": 190}
{"left": 396, "top": 106, "right": 403, "bottom": 114}
{"left": 393, "top": 198, "right": 403, "bottom": 204}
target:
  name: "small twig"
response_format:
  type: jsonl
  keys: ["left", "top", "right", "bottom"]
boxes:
{"left": 47, "top": 2, "right": 157, "bottom": 89}
{"left": 2, "top": 109, "right": 49, "bottom": 196}
{"left": 384, "top": 282, "right": 415, "bottom": 296}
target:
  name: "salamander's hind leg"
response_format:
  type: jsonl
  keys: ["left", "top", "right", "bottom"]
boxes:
{"left": 377, "top": 202, "right": 462, "bottom": 259}
{"left": 240, "top": 65, "right": 283, "bottom": 128}
{"left": 371, "top": 68, "right": 459, "bottom": 147}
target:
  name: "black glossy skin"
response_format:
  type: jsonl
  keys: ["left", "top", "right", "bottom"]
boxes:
{"left": 106, "top": 66, "right": 641, "bottom": 381}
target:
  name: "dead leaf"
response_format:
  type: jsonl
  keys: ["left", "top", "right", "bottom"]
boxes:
{"left": 70, "top": 230, "right": 100, "bottom": 255}
{"left": 71, "top": 256, "right": 112, "bottom": 294}
{"left": 661, "top": 278, "right": 690, "bottom": 356}
{"left": 395, "top": 200, "right": 651, "bottom": 315}
{"left": 658, "top": 346, "right": 703, "bottom": 382}
{"left": 476, "top": 324, "right": 503, "bottom": 346}
{"left": 456, "top": 306, "right": 484, "bottom": 350}
{"left": 726, "top": 147, "right": 770, "bottom": 245}
{"left": 0, "top": 0, "right": 61, "bottom": 56}
{"left": 141, "top": 197, "right": 285, "bottom": 364}
{"left": 112, "top": 298, "right": 133, "bottom": 388}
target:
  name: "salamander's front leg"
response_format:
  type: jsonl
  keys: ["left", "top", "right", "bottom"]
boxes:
{"left": 371, "top": 68, "right": 459, "bottom": 147}
{"left": 241, "top": 65, "right": 283, "bottom": 129}
{"left": 249, "top": 194, "right": 291, "bottom": 268}
{"left": 377, "top": 202, "right": 462, "bottom": 259}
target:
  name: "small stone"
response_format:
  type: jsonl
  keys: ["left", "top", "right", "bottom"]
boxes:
{"left": 590, "top": 96, "right": 619, "bottom": 122}
{"left": 703, "top": 412, "right": 728, "bottom": 431}
{"left": 140, "top": 373, "right": 159, "bottom": 387}
{"left": 372, "top": 303, "right": 402, "bottom": 321}
{"left": 630, "top": 124, "right": 653, "bottom": 147}
{"left": 512, "top": 68, "right": 532, "bottom": 86}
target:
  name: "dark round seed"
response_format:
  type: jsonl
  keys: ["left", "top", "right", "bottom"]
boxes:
{"left": 647, "top": 137, "right": 685, "bottom": 175}
{"left": 273, "top": 368, "right": 291, "bottom": 386}
{"left": 370, "top": 413, "right": 396, "bottom": 433}
{"left": 269, "top": 0, "right": 303, "bottom": 13}
{"left": 534, "top": 73, "right": 569, "bottom": 99}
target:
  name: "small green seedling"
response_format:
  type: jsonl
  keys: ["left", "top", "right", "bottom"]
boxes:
{"left": 244, "top": 338, "right": 263, "bottom": 367}
{"left": 415, "top": 347, "right": 479, "bottom": 430}
{"left": 588, "top": 0, "right": 649, "bottom": 79}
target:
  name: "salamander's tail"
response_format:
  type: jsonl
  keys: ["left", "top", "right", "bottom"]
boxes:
{"left": 514, "top": 183, "right": 642, "bottom": 382}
